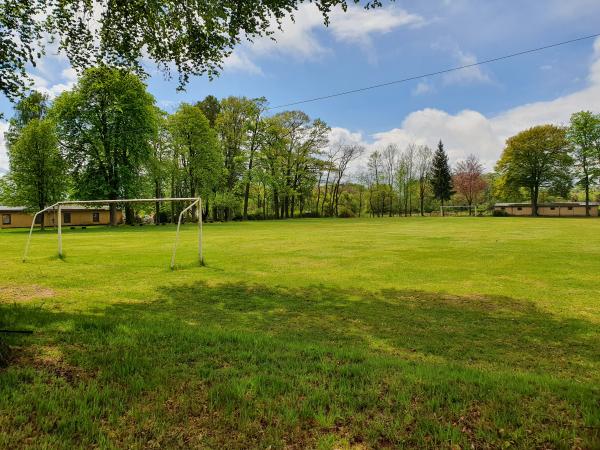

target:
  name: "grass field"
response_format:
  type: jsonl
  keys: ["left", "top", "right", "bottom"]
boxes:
{"left": 1, "top": 217, "right": 599, "bottom": 449}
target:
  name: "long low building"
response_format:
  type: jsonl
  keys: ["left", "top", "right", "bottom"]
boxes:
{"left": 1, "top": 205, "right": 124, "bottom": 229}
{"left": 494, "top": 202, "right": 599, "bottom": 217}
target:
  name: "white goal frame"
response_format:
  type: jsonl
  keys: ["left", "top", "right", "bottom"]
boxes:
{"left": 440, "top": 205, "right": 479, "bottom": 216}
{"left": 22, "top": 197, "right": 203, "bottom": 270}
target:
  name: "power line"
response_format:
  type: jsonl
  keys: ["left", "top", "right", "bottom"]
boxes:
{"left": 268, "top": 32, "right": 600, "bottom": 110}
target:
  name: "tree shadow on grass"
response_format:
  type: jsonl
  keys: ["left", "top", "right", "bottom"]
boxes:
{"left": 1, "top": 282, "right": 599, "bottom": 449}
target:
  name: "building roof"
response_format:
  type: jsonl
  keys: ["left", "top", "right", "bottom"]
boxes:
{"left": 0, "top": 205, "right": 113, "bottom": 212}
{"left": 495, "top": 202, "right": 600, "bottom": 207}
{"left": 0, "top": 206, "right": 27, "bottom": 212}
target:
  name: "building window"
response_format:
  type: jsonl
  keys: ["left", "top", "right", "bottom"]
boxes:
{"left": 501, "top": 207, "right": 505, "bottom": 210}
{"left": 92, "top": 212, "right": 100, "bottom": 223}
{"left": 517, "top": 207, "right": 522, "bottom": 211}
{"left": 568, "top": 207, "right": 573, "bottom": 211}
{"left": 63, "top": 212, "right": 71, "bottom": 223}
{"left": 35, "top": 214, "right": 43, "bottom": 224}
{"left": 2, "top": 214, "right": 11, "bottom": 225}
{"left": 550, "top": 207, "right": 556, "bottom": 211}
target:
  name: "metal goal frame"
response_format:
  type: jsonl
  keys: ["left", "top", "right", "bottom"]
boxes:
{"left": 22, "top": 197, "right": 203, "bottom": 270}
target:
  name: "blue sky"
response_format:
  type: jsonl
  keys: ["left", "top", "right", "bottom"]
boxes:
{"left": 2, "top": 0, "right": 600, "bottom": 172}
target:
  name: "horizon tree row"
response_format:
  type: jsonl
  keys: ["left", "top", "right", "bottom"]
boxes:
{"left": 2, "top": 67, "right": 600, "bottom": 222}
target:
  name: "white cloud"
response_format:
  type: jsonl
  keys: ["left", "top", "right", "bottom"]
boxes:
{"left": 339, "top": 37, "right": 600, "bottom": 172}
{"left": 413, "top": 81, "right": 433, "bottom": 95}
{"left": 223, "top": 51, "right": 264, "bottom": 75}
{"left": 443, "top": 49, "right": 490, "bottom": 85}
{"left": 0, "top": 121, "right": 9, "bottom": 174}
{"left": 239, "top": 4, "right": 425, "bottom": 70}
{"left": 248, "top": 5, "right": 328, "bottom": 60}
{"left": 328, "top": 6, "right": 425, "bottom": 44}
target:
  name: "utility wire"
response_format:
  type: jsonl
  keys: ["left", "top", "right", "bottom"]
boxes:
{"left": 268, "top": 32, "right": 600, "bottom": 110}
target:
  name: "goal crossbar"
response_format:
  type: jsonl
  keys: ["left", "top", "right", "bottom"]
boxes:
{"left": 440, "top": 205, "right": 479, "bottom": 215}
{"left": 23, "top": 197, "right": 203, "bottom": 270}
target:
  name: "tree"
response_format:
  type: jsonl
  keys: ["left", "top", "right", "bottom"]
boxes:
{"left": 1, "top": 1, "right": 382, "bottom": 103}
{"left": 430, "top": 140, "right": 454, "bottom": 215}
{"left": 147, "top": 108, "right": 172, "bottom": 223}
{"left": 496, "top": 125, "right": 573, "bottom": 216}
{"left": 415, "top": 145, "right": 432, "bottom": 216}
{"left": 196, "top": 95, "right": 221, "bottom": 128}
{"left": 216, "top": 96, "right": 260, "bottom": 220}
{"left": 52, "top": 66, "right": 157, "bottom": 225}
{"left": 168, "top": 103, "right": 222, "bottom": 219}
{"left": 453, "top": 154, "right": 487, "bottom": 214}
{"left": 7, "top": 119, "right": 67, "bottom": 229}
{"left": 382, "top": 144, "right": 398, "bottom": 216}
{"left": 4, "top": 92, "right": 49, "bottom": 146}
{"left": 567, "top": 111, "right": 600, "bottom": 215}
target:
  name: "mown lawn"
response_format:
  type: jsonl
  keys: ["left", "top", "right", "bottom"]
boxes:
{"left": 1, "top": 217, "right": 599, "bottom": 449}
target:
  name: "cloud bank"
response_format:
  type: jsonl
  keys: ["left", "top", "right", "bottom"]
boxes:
{"left": 335, "top": 37, "right": 600, "bottom": 173}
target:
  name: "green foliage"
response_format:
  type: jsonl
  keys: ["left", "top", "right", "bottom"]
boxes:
{"left": 496, "top": 125, "right": 573, "bottom": 215}
{"left": 51, "top": 66, "right": 157, "bottom": 203}
{"left": 168, "top": 103, "right": 222, "bottom": 200}
{"left": 430, "top": 140, "right": 454, "bottom": 206}
{"left": 7, "top": 118, "right": 67, "bottom": 211}
{"left": 196, "top": 95, "right": 221, "bottom": 128}
{"left": 567, "top": 111, "right": 600, "bottom": 210}
{"left": 1, "top": 0, "right": 378, "bottom": 102}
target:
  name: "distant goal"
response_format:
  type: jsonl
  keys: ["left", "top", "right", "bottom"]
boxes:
{"left": 440, "top": 205, "right": 479, "bottom": 216}
{"left": 23, "top": 197, "right": 203, "bottom": 270}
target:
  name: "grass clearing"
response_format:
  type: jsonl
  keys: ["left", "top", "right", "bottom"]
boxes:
{"left": 1, "top": 217, "right": 599, "bottom": 448}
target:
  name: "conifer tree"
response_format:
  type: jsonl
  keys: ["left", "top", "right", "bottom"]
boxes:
{"left": 430, "top": 140, "right": 454, "bottom": 215}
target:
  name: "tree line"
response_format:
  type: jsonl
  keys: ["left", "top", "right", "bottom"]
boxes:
{"left": 2, "top": 67, "right": 600, "bottom": 224}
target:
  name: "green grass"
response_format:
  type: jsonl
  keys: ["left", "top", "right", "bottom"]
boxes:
{"left": 1, "top": 217, "right": 599, "bottom": 449}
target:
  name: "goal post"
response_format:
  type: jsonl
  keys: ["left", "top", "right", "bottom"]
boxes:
{"left": 23, "top": 197, "right": 203, "bottom": 270}
{"left": 440, "top": 205, "right": 479, "bottom": 216}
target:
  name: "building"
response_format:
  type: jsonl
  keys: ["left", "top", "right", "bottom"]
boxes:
{"left": 0, "top": 205, "right": 124, "bottom": 229}
{"left": 494, "top": 202, "right": 599, "bottom": 217}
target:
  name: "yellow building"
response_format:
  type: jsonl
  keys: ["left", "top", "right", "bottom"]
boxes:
{"left": 494, "top": 202, "right": 599, "bottom": 217}
{"left": 1, "top": 205, "right": 124, "bottom": 229}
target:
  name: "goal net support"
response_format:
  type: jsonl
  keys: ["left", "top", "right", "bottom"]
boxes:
{"left": 440, "top": 205, "right": 479, "bottom": 216}
{"left": 23, "top": 197, "right": 203, "bottom": 270}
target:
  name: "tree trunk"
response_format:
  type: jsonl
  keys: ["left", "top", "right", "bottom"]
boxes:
{"left": 124, "top": 204, "right": 135, "bottom": 225}
{"left": 584, "top": 166, "right": 590, "bottom": 217}
{"left": 110, "top": 203, "right": 119, "bottom": 226}
{"left": 315, "top": 172, "right": 323, "bottom": 216}
{"left": 531, "top": 187, "right": 538, "bottom": 217}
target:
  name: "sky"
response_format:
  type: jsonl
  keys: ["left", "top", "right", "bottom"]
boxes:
{"left": 2, "top": 0, "right": 600, "bottom": 174}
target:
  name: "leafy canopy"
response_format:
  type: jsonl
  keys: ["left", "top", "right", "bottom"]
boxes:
{"left": 1, "top": 0, "right": 383, "bottom": 102}
{"left": 51, "top": 66, "right": 157, "bottom": 201}
{"left": 495, "top": 125, "right": 573, "bottom": 206}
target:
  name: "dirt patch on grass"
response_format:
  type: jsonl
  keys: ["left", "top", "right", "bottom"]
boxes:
{"left": 0, "top": 285, "right": 55, "bottom": 302}
{"left": 0, "top": 338, "right": 10, "bottom": 367}
{"left": 14, "top": 345, "right": 92, "bottom": 384}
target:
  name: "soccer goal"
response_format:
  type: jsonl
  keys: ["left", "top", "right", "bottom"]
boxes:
{"left": 440, "top": 205, "right": 479, "bottom": 216}
{"left": 23, "top": 197, "right": 203, "bottom": 270}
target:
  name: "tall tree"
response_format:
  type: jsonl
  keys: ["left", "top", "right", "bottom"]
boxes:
{"left": 52, "top": 66, "right": 157, "bottom": 225}
{"left": 2, "top": 1, "right": 383, "bottom": 103}
{"left": 567, "top": 111, "right": 600, "bottom": 215}
{"left": 4, "top": 91, "right": 49, "bottom": 146}
{"left": 147, "top": 108, "right": 172, "bottom": 223}
{"left": 216, "top": 96, "right": 258, "bottom": 220}
{"left": 430, "top": 140, "right": 454, "bottom": 215}
{"left": 382, "top": 144, "right": 398, "bottom": 216}
{"left": 168, "top": 103, "right": 222, "bottom": 218}
{"left": 7, "top": 118, "right": 67, "bottom": 229}
{"left": 496, "top": 125, "right": 573, "bottom": 216}
{"left": 415, "top": 144, "right": 432, "bottom": 216}
{"left": 453, "top": 154, "right": 487, "bottom": 214}
{"left": 196, "top": 95, "right": 221, "bottom": 128}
